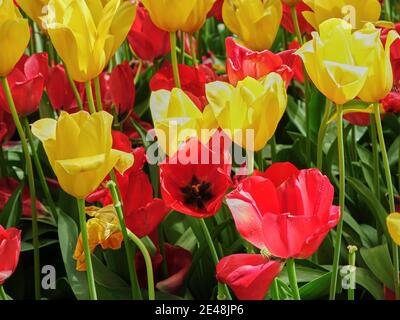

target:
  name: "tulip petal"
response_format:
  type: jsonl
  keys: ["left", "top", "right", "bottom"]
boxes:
{"left": 387, "top": 212, "right": 400, "bottom": 246}
{"left": 31, "top": 118, "right": 57, "bottom": 141}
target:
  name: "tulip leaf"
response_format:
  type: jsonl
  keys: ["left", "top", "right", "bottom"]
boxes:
{"left": 57, "top": 210, "right": 89, "bottom": 300}
{"left": 356, "top": 267, "right": 384, "bottom": 300}
{"left": 286, "top": 96, "right": 307, "bottom": 137}
{"left": 21, "top": 239, "right": 58, "bottom": 252}
{"left": 0, "top": 181, "right": 23, "bottom": 228}
{"left": 360, "top": 244, "right": 394, "bottom": 291}
{"left": 299, "top": 272, "right": 332, "bottom": 300}
{"left": 91, "top": 254, "right": 128, "bottom": 289}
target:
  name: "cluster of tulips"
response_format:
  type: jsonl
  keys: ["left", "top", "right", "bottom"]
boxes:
{"left": 0, "top": 0, "right": 400, "bottom": 301}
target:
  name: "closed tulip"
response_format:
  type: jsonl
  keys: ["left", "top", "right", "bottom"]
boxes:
{"left": 0, "top": 53, "right": 48, "bottom": 115}
{"left": 206, "top": 73, "right": 287, "bottom": 151}
{"left": 0, "top": 0, "right": 30, "bottom": 77}
{"left": 150, "top": 88, "right": 218, "bottom": 155}
{"left": 141, "top": 0, "right": 216, "bottom": 33}
{"left": 352, "top": 23, "right": 399, "bottom": 103}
{"left": 296, "top": 18, "right": 369, "bottom": 105}
{"left": 44, "top": 0, "right": 137, "bottom": 82}
{"left": 222, "top": 0, "right": 282, "bottom": 51}
{"left": 109, "top": 61, "right": 135, "bottom": 113}
{"left": 302, "top": 0, "right": 381, "bottom": 30}
{"left": 16, "top": 0, "right": 50, "bottom": 29}
{"left": 0, "top": 225, "right": 21, "bottom": 284}
{"left": 31, "top": 111, "right": 134, "bottom": 199}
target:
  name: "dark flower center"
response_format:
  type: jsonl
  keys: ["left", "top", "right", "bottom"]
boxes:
{"left": 180, "top": 176, "right": 213, "bottom": 210}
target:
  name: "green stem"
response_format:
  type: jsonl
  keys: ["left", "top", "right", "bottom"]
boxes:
{"left": 190, "top": 34, "right": 198, "bottom": 66}
{"left": 0, "top": 285, "right": 7, "bottom": 300}
{"left": 329, "top": 104, "right": 345, "bottom": 300}
{"left": 180, "top": 31, "right": 186, "bottom": 64}
{"left": 0, "top": 146, "right": 8, "bottom": 178}
{"left": 0, "top": 77, "right": 41, "bottom": 300}
{"left": 158, "top": 222, "right": 169, "bottom": 279}
{"left": 107, "top": 180, "right": 143, "bottom": 300}
{"left": 370, "top": 115, "right": 380, "bottom": 201}
{"left": 270, "top": 279, "right": 280, "bottom": 300}
{"left": 93, "top": 77, "right": 103, "bottom": 111}
{"left": 85, "top": 81, "right": 97, "bottom": 114}
{"left": 170, "top": 32, "right": 181, "bottom": 88}
{"left": 373, "top": 103, "right": 400, "bottom": 299}
{"left": 127, "top": 230, "right": 155, "bottom": 300}
{"left": 290, "top": 5, "right": 304, "bottom": 46}
{"left": 347, "top": 245, "right": 357, "bottom": 301}
{"left": 46, "top": 37, "right": 55, "bottom": 66}
{"left": 134, "top": 60, "right": 143, "bottom": 85}
{"left": 247, "top": 151, "right": 254, "bottom": 176}
{"left": 286, "top": 259, "right": 301, "bottom": 300}
{"left": 23, "top": 117, "right": 58, "bottom": 223}
{"left": 77, "top": 198, "right": 97, "bottom": 300}
{"left": 270, "top": 135, "right": 277, "bottom": 164}
{"left": 199, "top": 218, "right": 232, "bottom": 300}
{"left": 317, "top": 100, "right": 332, "bottom": 171}
{"left": 384, "top": 0, "right": 392, "bottom": 20}
{"left": 65, "top": 65, "right": 83, "bottom": 111}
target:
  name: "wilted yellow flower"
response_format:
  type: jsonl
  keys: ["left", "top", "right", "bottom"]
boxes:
{"left": 302, "top": 0, "right": 381, "bottom": 30}
{"left": 352, "top": 23, "right": 399, "bottom": 103}
{"left": 74, "top": 205, "right": 123, "bottom": 271}
{"left": 31, "top": 111, "right": 133, "bottom": 199}
{"left": 387, "top": 212, "right": 400, "bottom": 246}
{"left": 222, "top": 0, "right": 282, "bottom": 51}
{"left": 0, "top": 0, "right": 30, "bottom": 77}
{"left": 142, "top": 0, "right": 215, "bottom": 33}
{"left": 43, "top": 0, "right": 136, "bottom": 82}
{"left": 296, "top": 18, "right": 368, "bottom": 105}
{"left": 206, "top": 73, "right": 287, "bottom": 151}
{"left": 150, "top": 88, "right": 218, "bottom": 155}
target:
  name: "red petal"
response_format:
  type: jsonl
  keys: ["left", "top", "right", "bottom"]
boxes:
{"left": 255, "top": 162, "right": 299, "bottom": 187}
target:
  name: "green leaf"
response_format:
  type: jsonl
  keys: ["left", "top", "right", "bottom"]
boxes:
{"left": 57, "top": 210, "right": 89, "bottom": 300}
{"left": 299, "top": 272, "right": 332, "bottom": 300}
{"left": 92, "top": 254, "right": 128, "bottom": 289}
{"left": 21, "top": 238, "right": 58, "bottom": 252}
{"left": 0, "top": 181, "right": 23, "bottom": 228}
{"left": 360, "top": 244, "right": 394, "bottom": 291}
{"left": 356, "top": 267, "right": 384, "bottom": 300}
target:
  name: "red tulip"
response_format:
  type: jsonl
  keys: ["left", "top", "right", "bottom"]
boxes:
{"left": 226, "top": 162, "right": 340, "bottom": 259}
{"left": 381, "top": 23, "right": 400, "bottom": 86}
{"left": 216, "top": 254, "right": 284, "bottom": 300}
{"left": 111, "top": 130, "right": 132, "bottom": 154}
{"left": 0, "top": 110, "right": 15, "bottom": 144}
{"left": 207, "top": 0, "right": 223, "bottom": 22}
{"left": 0, "top": 53, "right": 48, "bottom": 115}
{"left": 122, "top": 113, "right": 154, "bottom": 141}
{"left": 0, "top": 177, "right": 46, "bottom": 218}
{"left": 343, "top": 113, "right": 372, "bottom": 127}
{"left": 382, "top": 91, "right": 400, "bottom": 113}
{"left": 150, "top": 62, "right": 216, "bottom": 111}
{"left": 109, "top": 62, "right": 135, "bottom": 113}
{"left": 46, "top": 64, "right": 84, "bottom": 111}
{"left": 281, "top": 1, "right": 314, "bottom": 35}
{"left": 225, "top": 37, "right": 294, "bottom": 86}
{"left": 127, "top": 4, "right": 170, "bottom": 61}
{"left": 0, "top": 225, "right": 21, "bottom": 284}
{"left": 159, "top": 138, "right": 232, "bottom": 218}
{"left": 278, "top": 41, "right": 304, "bottom": 83}
{"left": 136, "top": 243, "right": 192, "bottom": 294}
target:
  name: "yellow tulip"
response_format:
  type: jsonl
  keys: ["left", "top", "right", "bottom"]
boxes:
{"left": 150, "top": 88, "right": 218, "bottom": 155}
{"left": 302, "top": 0, "right": 381, "bottom": 30}
{"left": 296, "top": 18, "right": 369, "bottom": 105}
{"left": 31, "top": 111, "right": 133, "bottom": 199}
{"left": 16, "top": 0, "right": 51, "bottom": 29}
{"left": 206, "top": 73, "right": 287, "bottom": 151}
{"left": 352, "top": 23, "right": 399, "bottom": 103}
{"left": 43, "top": 0, "right": 136, "bottom": 82}
{"left": 142, "top": 0, "right": 215, "bottom": 33}
{"left": 222, "top": 0, "right": 282, "bottom": 51}
{"left": 387, "top": 212, "right": 400, "bottom": 246}
{"left": 0, "top": 0, "right": 30, "bottom": 77}
{"left": 74, "top": 205, "right": 123, "bottom": 271}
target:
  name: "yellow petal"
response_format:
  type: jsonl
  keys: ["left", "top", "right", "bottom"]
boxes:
{"left": 387, "top": 213, "right": 400, "bottom": 246}
{"left": 31, "top": 118, "right": 57, "bottom": 142}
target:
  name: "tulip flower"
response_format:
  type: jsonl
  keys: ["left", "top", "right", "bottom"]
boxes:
{"left": 74, "top": 205, "right": 123, "bottom": 271}
{"left": 382, "top": 92, "right": 400, "bottom": 113}
{"left": 0, "top": 110, "right": 15, "bottom": 143}
{"left": 353, "top": 23, "right": 399, "bottom": 103}
{"left": 31, "top": 111, "right": 134, "bottom": 199}
{"left": 225, "top": 37, "right": 294, "bottom": 86}
{"left": 222, "top": 0, "right": 282, "bottom": 51}
{"left": 44, "top": 0, "right": 137, "bottom": 82}
{"left": 0, "top": 53, "right": 48, "bottom": 115}
{"left": 387, "top": 212, "right": 400, "bottom": 246}
{"left": 141, "top": 0, "right": 216, "bottom": 33}
{"left": 216, "top": 254, "right": 284, "bottom": 300}
{"left": 281, "top": 1, "right": 314, "bottom": 35}
{"left": 127, "top": 4, "right": 171, "bottom": 61}
{"left": 226, "top": 163, "right": 340, "bottom": 259}
{"left": 302, "top": 0, "right": 381, "bottom": 30}
{"left": 46, "top": 64, "right": 85, "bottom": 111}
{"left": 207, "top": 0, "right": 223, "bottom": 22}
{"left": 206, "top": 73, "right": 287, "bottom": 151}
{"left": 0, "top": 0, "right": 30, "bottom": 77}
{"left": 282, "top": 0, "right": 302, "bottom": 5}
{"left": 159, "top": 138, "right": 232, "bottom": 218}
{"left": 278, "top": 41, "right": 304, "bottom": 83}
{"left": 0, "top": 225, "right": 21, "bottom": 284}
{"left": 296, "top": 18, "right": 369, "bottom": 105}
{"left": 381, "top": 23, "right": 400, "bottom": 86}
{"left": 16, "top": 0, "right": 50, "bottom": 29}
{"left": 150, "top": 88, "right": 218, "bottom": 155}
{"left": 150, "top": 62, "right": 216, "bottom": 111}
{"left": 136, "top": 243, "right": 192, "bottom": 294}
{"left": 109, "top": 62, "right": 135, "bottom": 114}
